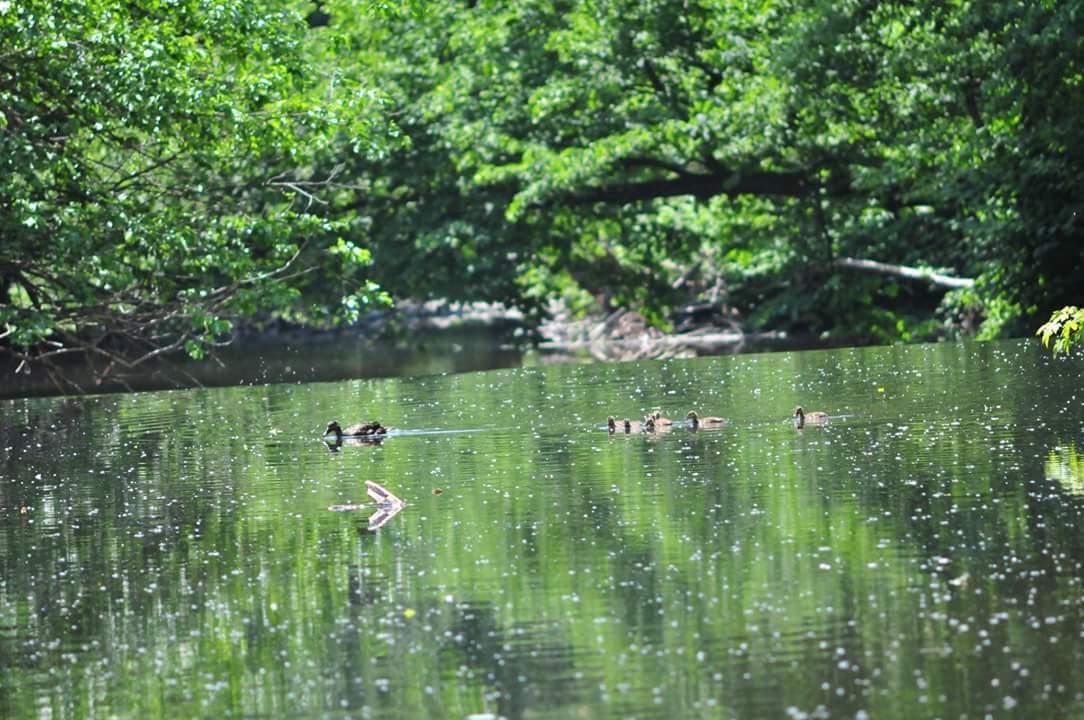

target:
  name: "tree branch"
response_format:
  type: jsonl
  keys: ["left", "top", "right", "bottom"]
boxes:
{"left": 835, "top": 256, "right": 975, "bottom": 289}
{"left": 562, "top": 167, "right": 809, "bottom": 206}
{"left": 639, "top": 58, "right": 686, "bottom": 116}
{"left": 619, "top": 156, "right": 695, "bottom": 176}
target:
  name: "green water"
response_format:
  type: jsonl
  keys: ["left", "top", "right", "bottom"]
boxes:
{"left": 2, "top": 340, "right": 1084, "bottom": 719}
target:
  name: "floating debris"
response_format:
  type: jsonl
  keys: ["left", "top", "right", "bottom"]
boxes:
{"left": 328, "top": 503, "right": 367, "bottom": 513}
{"left": 327, "top": 481, "right": 406, "bottom": 530}
{"left": 365, "top": 481, "right": 406, "bottom": 530}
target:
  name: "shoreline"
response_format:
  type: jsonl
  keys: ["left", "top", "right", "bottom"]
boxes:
{"left": 1, "top": 300, "right": 848, "bottom": 400}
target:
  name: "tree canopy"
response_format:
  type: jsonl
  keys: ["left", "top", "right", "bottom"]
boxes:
{"left": 0, "top": 0, "right": 390, "bottom": 386}
{"left": 4, "top": 0, "right": 1083, "bottom": 384}
{"left": 330, "top": 0, "right": 1083, "bottom": 339}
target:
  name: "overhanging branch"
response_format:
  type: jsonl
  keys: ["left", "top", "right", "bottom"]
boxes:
{"left": 835, "top": 256, "right": 975, "bottom": 289}
{"left": 564, "top": 168, "right": 809, "bottom": 206}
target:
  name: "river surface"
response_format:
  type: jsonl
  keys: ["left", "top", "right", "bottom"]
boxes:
{"left": 2, "top": 339, "right": 1083, "bottom": 719}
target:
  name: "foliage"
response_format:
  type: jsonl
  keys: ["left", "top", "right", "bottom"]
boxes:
{"left": 1037, "top": 306, "right": 1084, "bottom": 356}
{"left": 6, "top": 0, "right": 1084, "bottom": 386}
{"left": 0, "top": 0, "right": 391, "bottom": 386}
{"left": 322, "top": 0, "right": 1084, "bottom": 342}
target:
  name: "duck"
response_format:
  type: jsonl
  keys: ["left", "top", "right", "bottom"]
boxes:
{"left": 793, "top": 406, "right": 828, "bottom": 429}
{"left": 649, "top": 411, "right": 674, "bottom": 426}
{"left": 644, "top": 414, "right": 672, "bottom": 432}
{"left": 686, "top": 411, "right": 727, "bottom": 429}
{"left": 325, "top": 420, "right": 388, "bottom": 439}
{"left": 623, "top": 418, "right": 644, "bottom": 433}
{"left": 607, "top": 416, "right": 618, "bottom": 433}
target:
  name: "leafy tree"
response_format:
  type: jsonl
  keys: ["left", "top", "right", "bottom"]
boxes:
{"left": 7, "top": 0, "right": 1084, "bottom": 389}
{"left": 0, "top": 0, "right": 390, "bottom": 388}
{"left": 329, "top": 0, "right": 1084, "bottom": 342}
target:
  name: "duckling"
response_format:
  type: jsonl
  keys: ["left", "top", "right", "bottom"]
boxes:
{"left": 793, "top": 406, "right": 828, "bottom": 429}
{"left": 686, "top": 411, "right": 727, "bottom": 429}
{"left": 650, "top": 411, "right": 674, "bottom": 426}
{"left": 644, "top": 414, "right": 672, "bottom": 433}
{"left": 607, "top": 416, "right": 618, "bottom": 433}
{"left": 325, "top": 420, "right": 387, "bottom": 440}
{"left": 623, "top": 418, "right": 644, "bottom": 433}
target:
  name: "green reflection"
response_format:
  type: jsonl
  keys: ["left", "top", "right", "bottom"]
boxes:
{"left": 2, "top": 340, "right": 1084, "bottom": 719}
{"left": 1047, "top": 444, "right": 1084, "bottom": 495}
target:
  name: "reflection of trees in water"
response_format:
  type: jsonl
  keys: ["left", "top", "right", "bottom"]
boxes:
{"left": 0, "top": 400, "right": 93, "bottom": 513}
{"left": 834, "top": 425, "right": 1084, "bottom": 718}
{"left": 330, "top": 568, "right": 384, "bottom": 714}
{"left": 610, "top": 548, "right": 665, "bottom": 648}
{"left": 1046, "top": 444, "right": 1084, "bottom": 494}
{"left": 443, "top": 601, "right": 586, "bottom": 720}
{"left": 6, "top": 343, "right": 1084, "bottom": 718}
{"left": 318, "top": 573, "right": 588, "bottom": 720}
{"left": 0, "top": 395, "right": 310, "bottom": 717}
{"left": 567, "top": 466, "right": 669, "bottom": 647}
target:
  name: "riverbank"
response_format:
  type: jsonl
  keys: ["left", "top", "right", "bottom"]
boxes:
{"left": 240, "top": 299, "right": 793, "bottom": 358}
{"left": 1, "top": 299, "right": 822, "bottom": 399}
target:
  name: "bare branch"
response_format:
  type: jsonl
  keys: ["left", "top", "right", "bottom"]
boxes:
{"left": 835, "top": 256, "right": 975, "bottom": 289}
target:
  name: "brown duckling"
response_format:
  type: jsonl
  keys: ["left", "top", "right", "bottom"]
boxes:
{"left": 325, "top": 420, "right": 387, "bottom": 439}
{"left": 644, "top": 414, "right": 672, "bottom": 433}
{"left": 686, "top": 411, "right": 727, "bottom": 429}
{"left": 793, "top": 406, "right": 828, "bottom": 429}
{"left": 607, "top": 416, "right": 618, "bottom": 433}
{"left": 623, "top": 418, "right": 644, "bottom": 433}
{"left": 650, "top": 411, "right": 674, "bottom": 426}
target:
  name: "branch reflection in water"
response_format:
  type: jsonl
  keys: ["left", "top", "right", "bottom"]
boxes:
{"left": 327, "top": 481, "right": 406, "bottom": 530}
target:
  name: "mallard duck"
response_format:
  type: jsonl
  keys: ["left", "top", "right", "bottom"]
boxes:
{"left": 607, "top": 416, "right": 619, "bottom": 433}
{"left": 793, "top": 406, "right": 828, "bottom": 429}
{"left": 623, "top": 418, "right": 644, "bottom": 433}
{"left": 686, "top": 411, "right": 727, "bottom": 429}
{"left": 325, "top": 420, "right": 387, "bottom": 439}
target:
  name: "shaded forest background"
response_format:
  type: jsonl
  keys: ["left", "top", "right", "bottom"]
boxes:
{"left": 3, "top": 0, "right": 1083, "bottom": 382}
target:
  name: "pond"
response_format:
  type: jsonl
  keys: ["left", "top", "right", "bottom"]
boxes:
{"left": 2, "top": 339, "right": 1084, "bottom": 719}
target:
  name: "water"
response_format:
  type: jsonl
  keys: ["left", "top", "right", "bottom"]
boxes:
{"left": 0, "top": 324, "right": 525, "bottom": 399}
{"left": 1, "top": 339, "right": 1083, "bottom": 719}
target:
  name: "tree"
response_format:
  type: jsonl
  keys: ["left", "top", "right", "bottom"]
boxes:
{"left": 330, "top": 0, "right": 1083, "bottom": 342}
{"left": 0, "top": 0, "right": 390, "bottom": 389}
{"left": 9, "top": 0, "right": 1082, "bottom": 389}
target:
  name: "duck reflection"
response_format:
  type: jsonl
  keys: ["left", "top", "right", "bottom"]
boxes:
{"left": 324, "top": 434, "right": 385, "bottom": 452}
